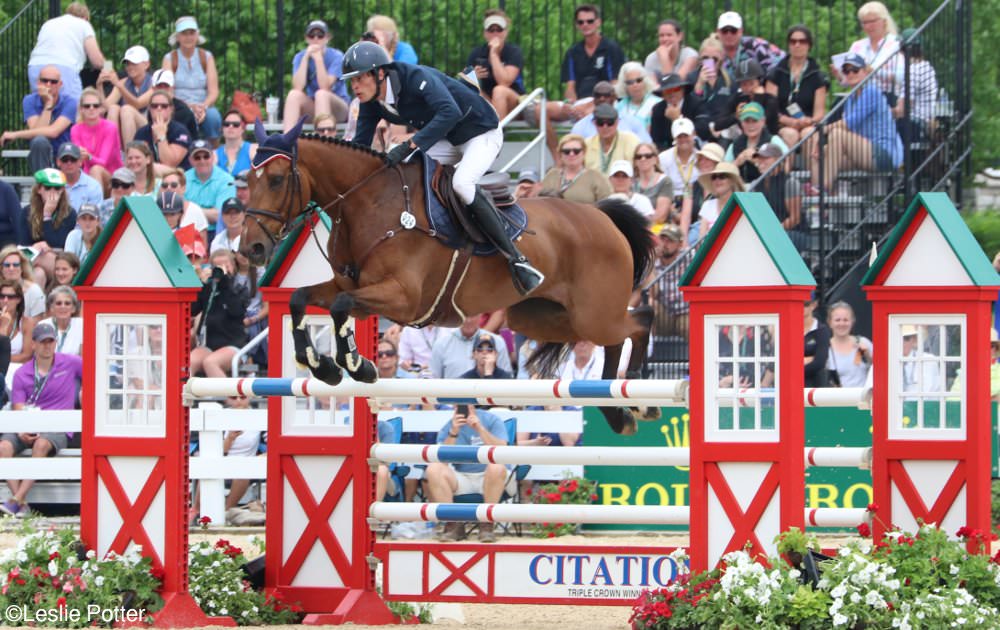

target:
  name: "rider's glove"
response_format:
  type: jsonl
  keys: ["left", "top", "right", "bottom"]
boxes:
{"left": 385, "top": 142, "right": 413, "bottom": 166}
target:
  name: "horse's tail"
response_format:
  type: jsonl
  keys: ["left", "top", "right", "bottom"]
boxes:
{"left": 596, "top": 197, "right": 656, "bottom": 290}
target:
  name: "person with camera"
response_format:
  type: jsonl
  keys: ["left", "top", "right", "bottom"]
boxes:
{"left": 426, "top": 404, "right": 511, "bottom": 543}
{"left": 190, "top": 248, "right": 248, "bottom": 378}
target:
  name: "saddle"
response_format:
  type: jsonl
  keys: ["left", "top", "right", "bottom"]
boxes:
{"left": 417, "top": 153, "right": 527, "bottom": 256}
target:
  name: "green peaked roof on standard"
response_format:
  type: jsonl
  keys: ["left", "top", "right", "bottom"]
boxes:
{"left": 260, "top": 212, "right": 334, "bottom": 287}
{"left": 76, "top": 196, "right": 201, "bottom": 288}
{"left": 862, "top": 192, "right": 1000, "bottom": 287}
{"left": 680, "top": 191, "right": 814, "bottom": 287}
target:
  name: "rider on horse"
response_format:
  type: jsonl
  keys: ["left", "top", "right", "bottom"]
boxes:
{"left": 340, "top": 41, "right": 545, "bottom": 296}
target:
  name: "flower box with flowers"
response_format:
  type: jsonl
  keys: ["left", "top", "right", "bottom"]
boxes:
{"left": 527, "top": 475, "right": 598, "bottom": 538}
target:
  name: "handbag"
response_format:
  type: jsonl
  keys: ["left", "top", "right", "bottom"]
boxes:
{"left": 231, "top": 87, "right": 262, "bottom": 124}
{"left": 826, "top": 342, "right": 842, "bottom": 387}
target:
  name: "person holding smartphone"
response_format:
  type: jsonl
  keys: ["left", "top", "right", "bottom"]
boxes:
{"left": 426, "top": 404, "right": 511, "bottom": 543}
{"left": 465, "top": 9, "right": 525, "bottom": 119}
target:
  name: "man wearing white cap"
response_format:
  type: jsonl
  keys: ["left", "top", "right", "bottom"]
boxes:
{"left": 99, "top": 45, "right": 154, "bottom": 145}
{"left": 284, "top": 19, "right": 350, "bottom": 132}
{"left": 658, "top": 117, "right": 698, "bottom": 215}
{"left": 466, "top": 9, "right": 525, "bottom": 119}
{"left": 715, "top": 11, "right": 784, "bottom": 83}
{"left": 607, "top": 159, "right": 653, "bottom": 219}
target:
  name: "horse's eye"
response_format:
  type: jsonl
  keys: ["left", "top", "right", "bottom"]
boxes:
{"left": 268, "top": 175, "right": 285, "bottom": 189}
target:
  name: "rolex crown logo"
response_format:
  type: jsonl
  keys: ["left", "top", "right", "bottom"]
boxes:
{"left": 661, "top": 413, "right": 690, "bottom": 471}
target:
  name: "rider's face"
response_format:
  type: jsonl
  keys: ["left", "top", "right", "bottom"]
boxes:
{"left": 350, "top": 71, "right": 381, "bottom": 103}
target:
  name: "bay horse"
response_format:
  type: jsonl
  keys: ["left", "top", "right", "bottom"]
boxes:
{"left": 241, "top": 119, "right": 657, "bottom": 434}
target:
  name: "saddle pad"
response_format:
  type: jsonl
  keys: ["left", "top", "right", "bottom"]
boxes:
{"left": 418, "top": 152, "right": 527, "bottom": 256}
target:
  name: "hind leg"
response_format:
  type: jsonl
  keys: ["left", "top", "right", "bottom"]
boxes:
{"left": 290, "top": 282, "right": 342, "bottom": 385}
{"left": 623, "top": 305, "right": 660, "bottom": 421}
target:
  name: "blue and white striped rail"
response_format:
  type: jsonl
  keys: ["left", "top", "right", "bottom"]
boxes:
{"left": 185, "top": 377, "right": 689, "bottom": 407}
{"left": 370, "top": 444, "right": 872, "bottom": 469}
{"left": 368, "top": 503, "right": 871, "bottom": 528}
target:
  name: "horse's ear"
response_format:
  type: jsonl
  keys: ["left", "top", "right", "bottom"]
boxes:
{"left": 253, "top": 118, "right": 267, "bottom": 144}
{"left": 285, "top": 115, "right": 308, "bottom": 141}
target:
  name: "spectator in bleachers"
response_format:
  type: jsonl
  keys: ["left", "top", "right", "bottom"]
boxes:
{"left": 1, "top": 67, "right": 77, "bottom": 172}
{"left": 430, "top": 314, "right": 512, "bottom": 378}
{"left": 685, "top": 142, "right": 724, "bottom": 245}
{"left": 37, "top": 286, "right": 82, "bottom": 357}
{"left": 62, "top": 203, "right": 101, "bottom": 265}
{"left": 149, "top": 69, "right": 200, "bottom": 141}
{"left": 215, "top": 112, "right": 256, "bottom": 177}
{"left": 643, "top": 19, "right": 699, "bottom": 81}
{"left": 98, "top": 168, "right": 135, "bottom": 224}
{"left": 462, "top": 332, "right": 514, "bottom": 379}
{"left": 725, "top": 102, "right": 788, "bottom": 183}
{"left": 844, "top": 2, "right": 902, "bottom": 94}
{"left": 467, "top": 9, "right": 524, "bottom": 120}
{"left": 55, "top": 142, "right": 102, "bottom": 211}
{"left": 892, "top": 28, "right": 939, "bottom": 145}
{"left": 166, "top": 171, "right": 209, "bottom": 241}
{"left": 284, "top": 20, "right": 350, "bottom": 132}
{"left": 607, "top": 160, "right": 654, "bottom": 219}
{"left": 0, "top": 181, "right": 20, "bottom": 249}
{"left": 544, "top": 4, "right": 625, "bottom": 156}
{"left": 803, "top": 293, "right": 831, "bottom": 388}
{"left": 70, "top": 88, "right": 122, "bottom": 195}
{"left": 0, "top": 321, "right": 82, "bottom": 516}
{"left": 185, "top": 139, "right": 233, "bottom": 238}
{"left": 513, "top": 169, "right": 541, "bottom": 200}
{"left": 765, "top": 25, "right": 829, "bottom": 151}
{"left": 753, "top": 143, "right": 806, "bottom": 251}
{"left": 190, "top": 248, "right": 249, "bottom": 378}
{"left": 649, "top": 73, "right": 707, "bottom": 150}
{"left": 648, "top": 225, "right": 690, "bottom": 338}
{"left": 162, "top": 16, "right": 222, "bottom": 142}
{"left": 585, "top": 104, "right": 641, "bottom": 176}
{"left": 51, "top": 252, "right": 80, "bottom": 290}
{"left": 210, "top": 197, "right": 244, "bottom": 254}
{"left": 715, "top": 60, "right": 780, "bottom": 138}
{"left": 26, "top": 2, "right": 105, "bottom": 102}
{"left": 124, "top": 141, "right": 157, "bottom": 196}
{"left": 689, "top": 37, "right": 733, "bottom": 133}
{"left": 312, "top": 113, "right": 337, "bottom": 137}
{"left": 233, "top": 241, "right": 267, "bottom": 365}
{"left": 376, "top": 338, "right": 411, "bottom": 380}
{"left": 571, "top": 81, "right": 651, "bottom": 144}
{"left": 365, "top": 15, "right": 419, "bottom": 64}
{"left": 397, "top": 325, "right": 442, "bottom": 376}
{"left": 427, "top": 404, "right": 511, "bottom": 542}
{"left": 134, "top": 90, "right": 193, "bottom": 172}
{"left": 715, "top": 11, "right": 784, "bottom": 82}
{"left": 632, "top": 142, "right": 673, "bottom": 229}
{"left": 232, "top": 170, "right": 250, "bottom": 207}
{"left": 826, "top": 301, "right": 873, "bottom": 388}
{"left": 0, "top": 279, "right": 35, "bottom": 367}
{"left": 0, "top": 247, "right": 45, "bottom": 322}
{"left": 693, "top": 161, "right": 743, "bottom": 243}
{"left": 810, "top": 54, "right": 902, "bottom": 196}
{"left": 615, "top": 62, "right": 661, "bottom": 133}
{"left": 19, "top": 169, "right": 77, "bottom": 288}
{"left": 99, "top": 45, "right": 153, "bottom": 146}
{"left": 539, "top": 133, "right": 611, "bottom": 203}
{"left": 657, "top": 119, "right": 697, "bottom": 234}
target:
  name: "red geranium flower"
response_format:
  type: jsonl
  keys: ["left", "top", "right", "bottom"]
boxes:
{"left": 856, "top": 523, "right": 871, "bottom": 538}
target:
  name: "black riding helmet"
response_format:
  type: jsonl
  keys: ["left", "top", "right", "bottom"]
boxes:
{"left": 732, "top": 59, "right": 764, "bottom": 83}
{"left": 341, "top": 41, "right": 392, "bottom": 80}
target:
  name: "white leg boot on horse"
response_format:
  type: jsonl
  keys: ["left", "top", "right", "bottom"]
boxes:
{"left": 290, "top": 284, "right": 343, "bottom": 385}
{"left": 330, "top": 293, "right": 377, "bottom": 383}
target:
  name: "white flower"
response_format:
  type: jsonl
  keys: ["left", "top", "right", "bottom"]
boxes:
{"left": 950, "top": 564, "right": 960, "bottom": 575}
{"left": 833, "top": 612, "right": 849, "bottom": 626}
{"left": 48, "top": 560, "right": 58, "bottom": 575}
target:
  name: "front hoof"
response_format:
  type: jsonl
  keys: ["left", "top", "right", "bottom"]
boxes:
{"left": 635, "top": 406, "right": 662, "bottom": 421}
{"left": 312, "top": 356, "right": 343, "bottom": 385}
{"left": 350, "top": 358, "right": 378, "bottom": 384}
{"left": 601, "top": 407, "right": 638, "bottom": 436}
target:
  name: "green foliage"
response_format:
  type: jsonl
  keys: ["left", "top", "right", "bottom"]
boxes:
{"left": 528, "top": 475, "right": 598, "bottom": 538}
{"left": 963, "top": 210, "right": 1000, "bottom": 260}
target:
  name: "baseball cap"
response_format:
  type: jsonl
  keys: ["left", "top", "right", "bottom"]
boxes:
{"left": 593, "top": 103, "right": 618, "bottom": 121}
{"left": 609, "top": 159, "right": 634, "bottom": 178}
{"left": 233, "top": 171, "right": 249, "bottom": 189}
{"left": 473, "top": 332, "right": 496, "bottom": 351}
{"left": 671, "top": 117, "right": 695, "bottom": 138}
{"left": 34, "top": 168, "right": 66, "bottom": 187}
{"left": 657, "top": 73, "right": 690, "bottom": 94}
{"left": 77, "top": 203, "right": 100, "bottom": 218}
{"left": 717, "top": 11, "right": 743, "bottom": 30}
{"left": 484, "top": 15, "right": 507, "bottom": 30}
{"left": 738, "top": 101, "right": 765, "bottom": 121}
{"left": 221, "top": 198, "right": 245, "bottom": 213}
{"left": 517, "top": 169, "right": 539, "bottom": 184}
{"left": 754, "top": 143, "right": 784, "bottom": 159}
{"left": 111, "top": 167, "right": 136, "bottom": 185}
{"left": 122, "top": 45, "right": 150, "bottom": 65}
{"left": 57, "top": 142, "right": 81, "bottom": 160}
{"left": 659, "top": 224, "right": 683, "bottom": 242}
{"left": 157, "top": 190, "right": 185, "bottom": 214}
{"left": 32, "top": 322, "right": 57, "bottom": 342}
{"left": 592, "top": 81, "right": 616, "bottom": 97}
{"left": 189, "top": 139, "right": 212, "bottom": 157}
{"left": 151, "top": 69, "right": 174, "bottom": 87}
{"left": 696, "top": 143, "right": 726, "bottom": 163}
{"left": 306, "top": 20, "right": 329, "bottom": 36}
{"left": 841, "top": 53, "right": 867, "bottom": 71}
{"left": 181, "top": 239, "right": 207, "bottom": 259}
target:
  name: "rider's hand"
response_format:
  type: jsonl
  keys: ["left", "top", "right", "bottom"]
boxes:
{"left": 385, "top": 142, "right": 412, "bottom": 166}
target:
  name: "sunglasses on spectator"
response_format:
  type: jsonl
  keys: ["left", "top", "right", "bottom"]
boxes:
{"left": 576, "top": 18, "right": 596, "bottom": 25}
{"left": 306, "top": 31, "right": 326, "bottom": 39}
{"left": 635, "top": 153, "right": 657, "bottom": 160}
{"left": 52, "top": 300, "right": 74, "bottom": 307}
{"left": 39, "top": 77, "right": 60, "bottom": 85}
{"left": 475, "top": 345, "right": 495, "bottom": 352}
{"left": 191, "top": 153, "right": 212, "bottom": 161}
{"left": 486, "top": 25, "right": 505, "bottom": 33}
{"left": 59, "top": 156, "right": 78, "bottom": 163}
{"left": 624, "top": 78, "right": 644, "bottom": 86}
{"left": 711, "top": 173, "right": 730, "bottom": 181}
{"left": 560, "top": 147, "right": 583, "bottom": 155}
{"left": 111, "top": 181, "right": 133, "bottom": 189}
{"left": 161, "top": 182, "right": 181, "bottom": 189}
{"left": 149, "top": 102, "right": 171, "bottom": 109}
{"left": 788, "top": 37, "right": 810, "bottom": 45}
{"left": 720, "top": 27, "right": 739, "bottom": 34}
{"left": 222, "top": 120, "right": 243, "bottom": 128}
{"left": 594, "top": 119, "right": 616, "bottom": 127}
{"left": 0, "top": 293, "right": 19, "bottom": 299}
{"left": 81, "top": 102, "right": 101, "bottom": 109}
{"left": 2, "top": 262, "right": 20, "bottom": 268}
{"left": 842, "top": 66, "right": 862, "bottom": 75}
{"left": 376, "top": 349, "right": 397, "bottom": 358}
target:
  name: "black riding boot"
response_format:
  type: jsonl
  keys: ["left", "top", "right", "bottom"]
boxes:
{"left": 467, "top": 190, "right": 544, "bottom": 295}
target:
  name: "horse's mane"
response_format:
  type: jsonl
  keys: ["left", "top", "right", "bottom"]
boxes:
{"left": 299, "top": 133, "right": 388, "bottom": 161}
